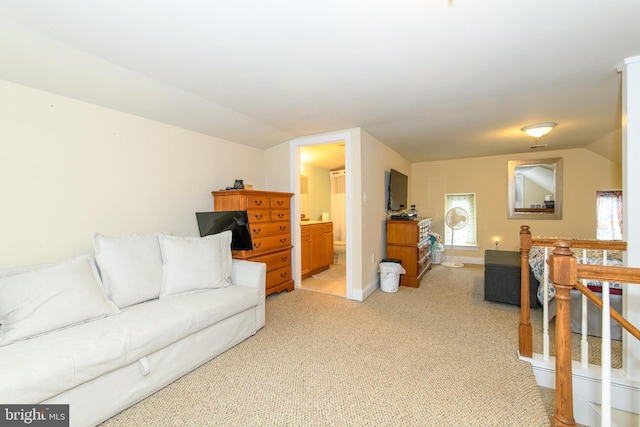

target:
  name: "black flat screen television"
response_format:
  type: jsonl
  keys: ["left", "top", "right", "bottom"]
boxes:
{"left": 195, "top": 210, "right": 253, "bottom": 251}
{"left": 387, "top": 169, "right": 408, "bottom": 212}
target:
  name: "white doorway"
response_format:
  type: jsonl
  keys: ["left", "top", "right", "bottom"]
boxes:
{"left": 290, "top": 132, "right": 353, "bottom": 299}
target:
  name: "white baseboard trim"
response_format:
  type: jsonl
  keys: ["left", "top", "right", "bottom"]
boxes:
{"left": 441, "top": 255, "right": 484, "bottom": 265}
{"left": 351, "top": 278, "right": 378, "bottom": 301}
{"left": 521, "top": 352, "right": 640, "bottom": 424}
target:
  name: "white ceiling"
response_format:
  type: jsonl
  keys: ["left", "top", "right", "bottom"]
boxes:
{"left": 1, "top": 1, "right": 638, "bottom": 164}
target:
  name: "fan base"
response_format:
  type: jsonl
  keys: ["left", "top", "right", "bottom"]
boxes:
{"left": 442, "top": 261, "right": 464, "bottom": 268}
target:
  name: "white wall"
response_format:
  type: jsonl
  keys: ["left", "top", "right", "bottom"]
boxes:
{"left": 622, "top": 56, "right": 640, "bottom": 379}
{"left": 0, "top": 80, "right": 265, "bottom": 268}
{"left": 303, "top": 164, "right": 332, "bottom": 221}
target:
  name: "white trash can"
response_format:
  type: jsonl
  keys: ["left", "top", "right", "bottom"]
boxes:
{"left": 432, "top": 250, "right": 443, "bottom": 265}
{"left": 379, "top": 262, "right": 406, "bottom": 293}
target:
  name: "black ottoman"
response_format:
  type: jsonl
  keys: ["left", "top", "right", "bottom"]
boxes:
{"left": 484, "top": 250, "right": 538, "bottom": 308}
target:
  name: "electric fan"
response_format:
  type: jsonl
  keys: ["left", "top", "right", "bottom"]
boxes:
{"left": 442, "top": 207, "right": 469, "bottom": 268}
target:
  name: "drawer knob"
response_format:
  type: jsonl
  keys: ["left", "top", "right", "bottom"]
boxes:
{"left": 253, "top": 228, "right": 262, "bottom": 234}
{"left": 280, "top": 238, "right": 287, "bottom": 244}
{"left": 280, "top": 226, "right": 286, "bottom": 231}
{"left": 254, "top": 242, "right": 262, "bottom": 249}
{"left": 281, "top": 256, "right": 288, "bottom": 262}
{"left": 280, "top": 272, "right": 288, "bottom": 278}
{"left": 254, "top": 214, "right": 263, "bottom": 220}
{"left": 277, "top": 201, "right": 284, "bottom": 206}
{"left": 277, "top": 213, "right": 285, "bottom": 219}
{"left": 254, "top": 200, "right": 263, "bottom": 206}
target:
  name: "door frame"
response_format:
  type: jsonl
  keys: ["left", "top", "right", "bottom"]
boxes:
{"left": 290, "top": 131, "right": 353, "bottom": 299}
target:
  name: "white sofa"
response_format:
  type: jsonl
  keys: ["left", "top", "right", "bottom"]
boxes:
{"left": 0, "top": 231, "right": 266, "bottom": 427}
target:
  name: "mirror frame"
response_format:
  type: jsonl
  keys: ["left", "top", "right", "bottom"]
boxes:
{"left": 508, "top": 157, "right": 563, "bottom": 220}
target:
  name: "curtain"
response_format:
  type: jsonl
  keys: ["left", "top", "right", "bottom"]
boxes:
{"left": 444, "top": 193, "right": 476, "bottom": 246}
{"left": 330, "top": 170, "right": 346, "bottom": 242}
{"left": 596, "top": 190, "right": 623, "bottom": 240}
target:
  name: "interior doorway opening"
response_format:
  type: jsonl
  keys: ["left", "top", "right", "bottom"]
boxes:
{"left": 291, "top": 132, "right": 353, "bottom": 299}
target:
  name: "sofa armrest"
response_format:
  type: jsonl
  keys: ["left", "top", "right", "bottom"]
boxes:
{"left": 231, "top": 259, "right": 266, "bottom": 329}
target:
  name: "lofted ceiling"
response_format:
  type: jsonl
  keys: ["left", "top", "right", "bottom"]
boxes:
{"left": 1, "top": 1, "right": 639, "bottom": 164}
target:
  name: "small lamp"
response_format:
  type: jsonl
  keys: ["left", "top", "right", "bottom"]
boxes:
{"left": 521, "top": 122, "right": 557, "bottom": 140}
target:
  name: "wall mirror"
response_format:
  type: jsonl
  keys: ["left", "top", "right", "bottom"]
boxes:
{"left": 508, "top": 158, "right": 563, "bottom": 220}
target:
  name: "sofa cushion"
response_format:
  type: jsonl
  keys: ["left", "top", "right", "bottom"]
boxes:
{"left": 93, "top": 233, "right": 163, "bottom": 308}
{"left": 0, "top": 284, "right": 259, "bottom": 404}
{"left": 158, "top": 232, "right": 233, "bottom": 298}
{"left": 0, "top": 255, "right": 120, "bottom": 346}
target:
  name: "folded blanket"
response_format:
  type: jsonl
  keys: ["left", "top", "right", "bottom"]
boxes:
{"left": 529, "top": 245, "right": 623, "bottom": 304}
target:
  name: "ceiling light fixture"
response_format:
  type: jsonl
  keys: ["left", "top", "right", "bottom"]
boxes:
{"left": 521, "top": 122, "right": 557, "bottom": 140}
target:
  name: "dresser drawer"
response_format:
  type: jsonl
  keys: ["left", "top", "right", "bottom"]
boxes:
{"left": 251, "top": 249, "right": 292, "bottom": 272}
{"left": 251, "top": 234, "right": 291, "bottom": 254}
{"left": 246, "top": 209, "right": 271, "bottom": 223}
{"left": 246, "top": 195, "right": 270, "bottom": 209}
{"left": 267, "top": 265, "right": 292, "bottom": 287}
{"left": 418, "top": 240, "right": 430, "bottom": 261}
{"left": 250, "top": 221, "right": 290, "bottom": 238}
{"left": 271, "top": 210, "right": 290, "bottom": 222}
{"left": 270, "top": 196, "right": 290, "bottom": 209}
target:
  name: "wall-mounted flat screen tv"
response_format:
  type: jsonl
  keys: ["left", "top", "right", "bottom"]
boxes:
{"left": 387, "top": 168, "right": 408, "bottom": 212}
{"left": 195, "top": 210, "right": 253, "bottom": 251}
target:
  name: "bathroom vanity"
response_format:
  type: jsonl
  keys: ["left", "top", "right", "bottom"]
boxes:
{"left": 300, "top": 221, "right": 333, "bottom": 279}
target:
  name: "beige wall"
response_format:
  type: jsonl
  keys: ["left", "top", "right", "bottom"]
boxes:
{"left": 303, "top": 164, "right": 332, "bottom": 221}
{"left": 360, "top": 130, "right": 411, "bottom": 291}
{"left": 0, "top": 80, "right": 265, "bottom": 268}
{"left": 411, "top": 148, "right": 622, "bottom": 262}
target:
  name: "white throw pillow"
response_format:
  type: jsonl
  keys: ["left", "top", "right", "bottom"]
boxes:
{"left": 0, "top": 255, "right": 120, "bottom": 346}
{"left": 93, "top": 233, "right": 163, "bottom": 308}
{"left": 158, "top": 232, "right": 233, "bottom": 298}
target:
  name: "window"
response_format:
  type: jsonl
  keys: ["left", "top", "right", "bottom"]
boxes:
{"left": 444, "top": 193, "right": 477, "bottom": 246}
{"left": 596, "top": 190, "right": 622, "bottom": 240}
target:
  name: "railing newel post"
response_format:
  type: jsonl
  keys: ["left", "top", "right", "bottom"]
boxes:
{"left": 549, "top": 240, "right": 577, "bottom": 427}
{"left": 519, "top": 225, "right": 533, "bottom": 358}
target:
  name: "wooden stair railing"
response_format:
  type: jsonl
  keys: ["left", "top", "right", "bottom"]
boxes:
{"left": 549, "top": 241, "right": 640, "bottom": 427}
{"left": 518, "top": 225, "right": 628, "bottom": 358}
{"left": 518, "top": 226, "right": 640, "bottom": 426}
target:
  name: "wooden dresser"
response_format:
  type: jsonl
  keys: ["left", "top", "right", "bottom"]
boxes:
{"left": 385, "top": 218, "right": 432, "bottom": 287}
{"left": 212, "top": 189, "right": 294, "bottom": 296}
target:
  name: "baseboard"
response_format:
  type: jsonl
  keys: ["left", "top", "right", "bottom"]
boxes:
{"left": 441, "top": 255, "right": 484, "bottom": 265}
{"left": 522, "top": 352, "right": 640, "bottom": 422}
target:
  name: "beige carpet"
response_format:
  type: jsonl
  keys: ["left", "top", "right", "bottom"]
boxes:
{"left": 531, "top": 304, "right": 622, "bottom": 369}
{"left": 101, "top": 265, "right": 550, "bottom": 426}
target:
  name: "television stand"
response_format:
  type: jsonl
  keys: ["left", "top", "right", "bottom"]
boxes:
{"left": 385, "top": 218, "right": 432, "bottom": 287}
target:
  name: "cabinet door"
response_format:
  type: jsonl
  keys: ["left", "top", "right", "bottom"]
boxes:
{"left": 309, "top": 224, "right": 324, "bottom": 271}
{"left": 301, "top": 226, "right": 311, "bottom": 277}
{"left": 322, "top": 228, "right": 333, "bottom": 266}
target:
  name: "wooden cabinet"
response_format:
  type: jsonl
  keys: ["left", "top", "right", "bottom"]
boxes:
{"left": 301, "top": 222, "right": 333, "bottom": 279}
{"left": 322, "top": 223, "right": 334, "bottom": 268}
{"left": 385, "top": 218, "right": 432, "bottom": 288}
{"left": 300, "top": 225, "right": 311, "bottom": 277}
{"left": 212, "top": 189, "right": 294, "bottom": 296}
